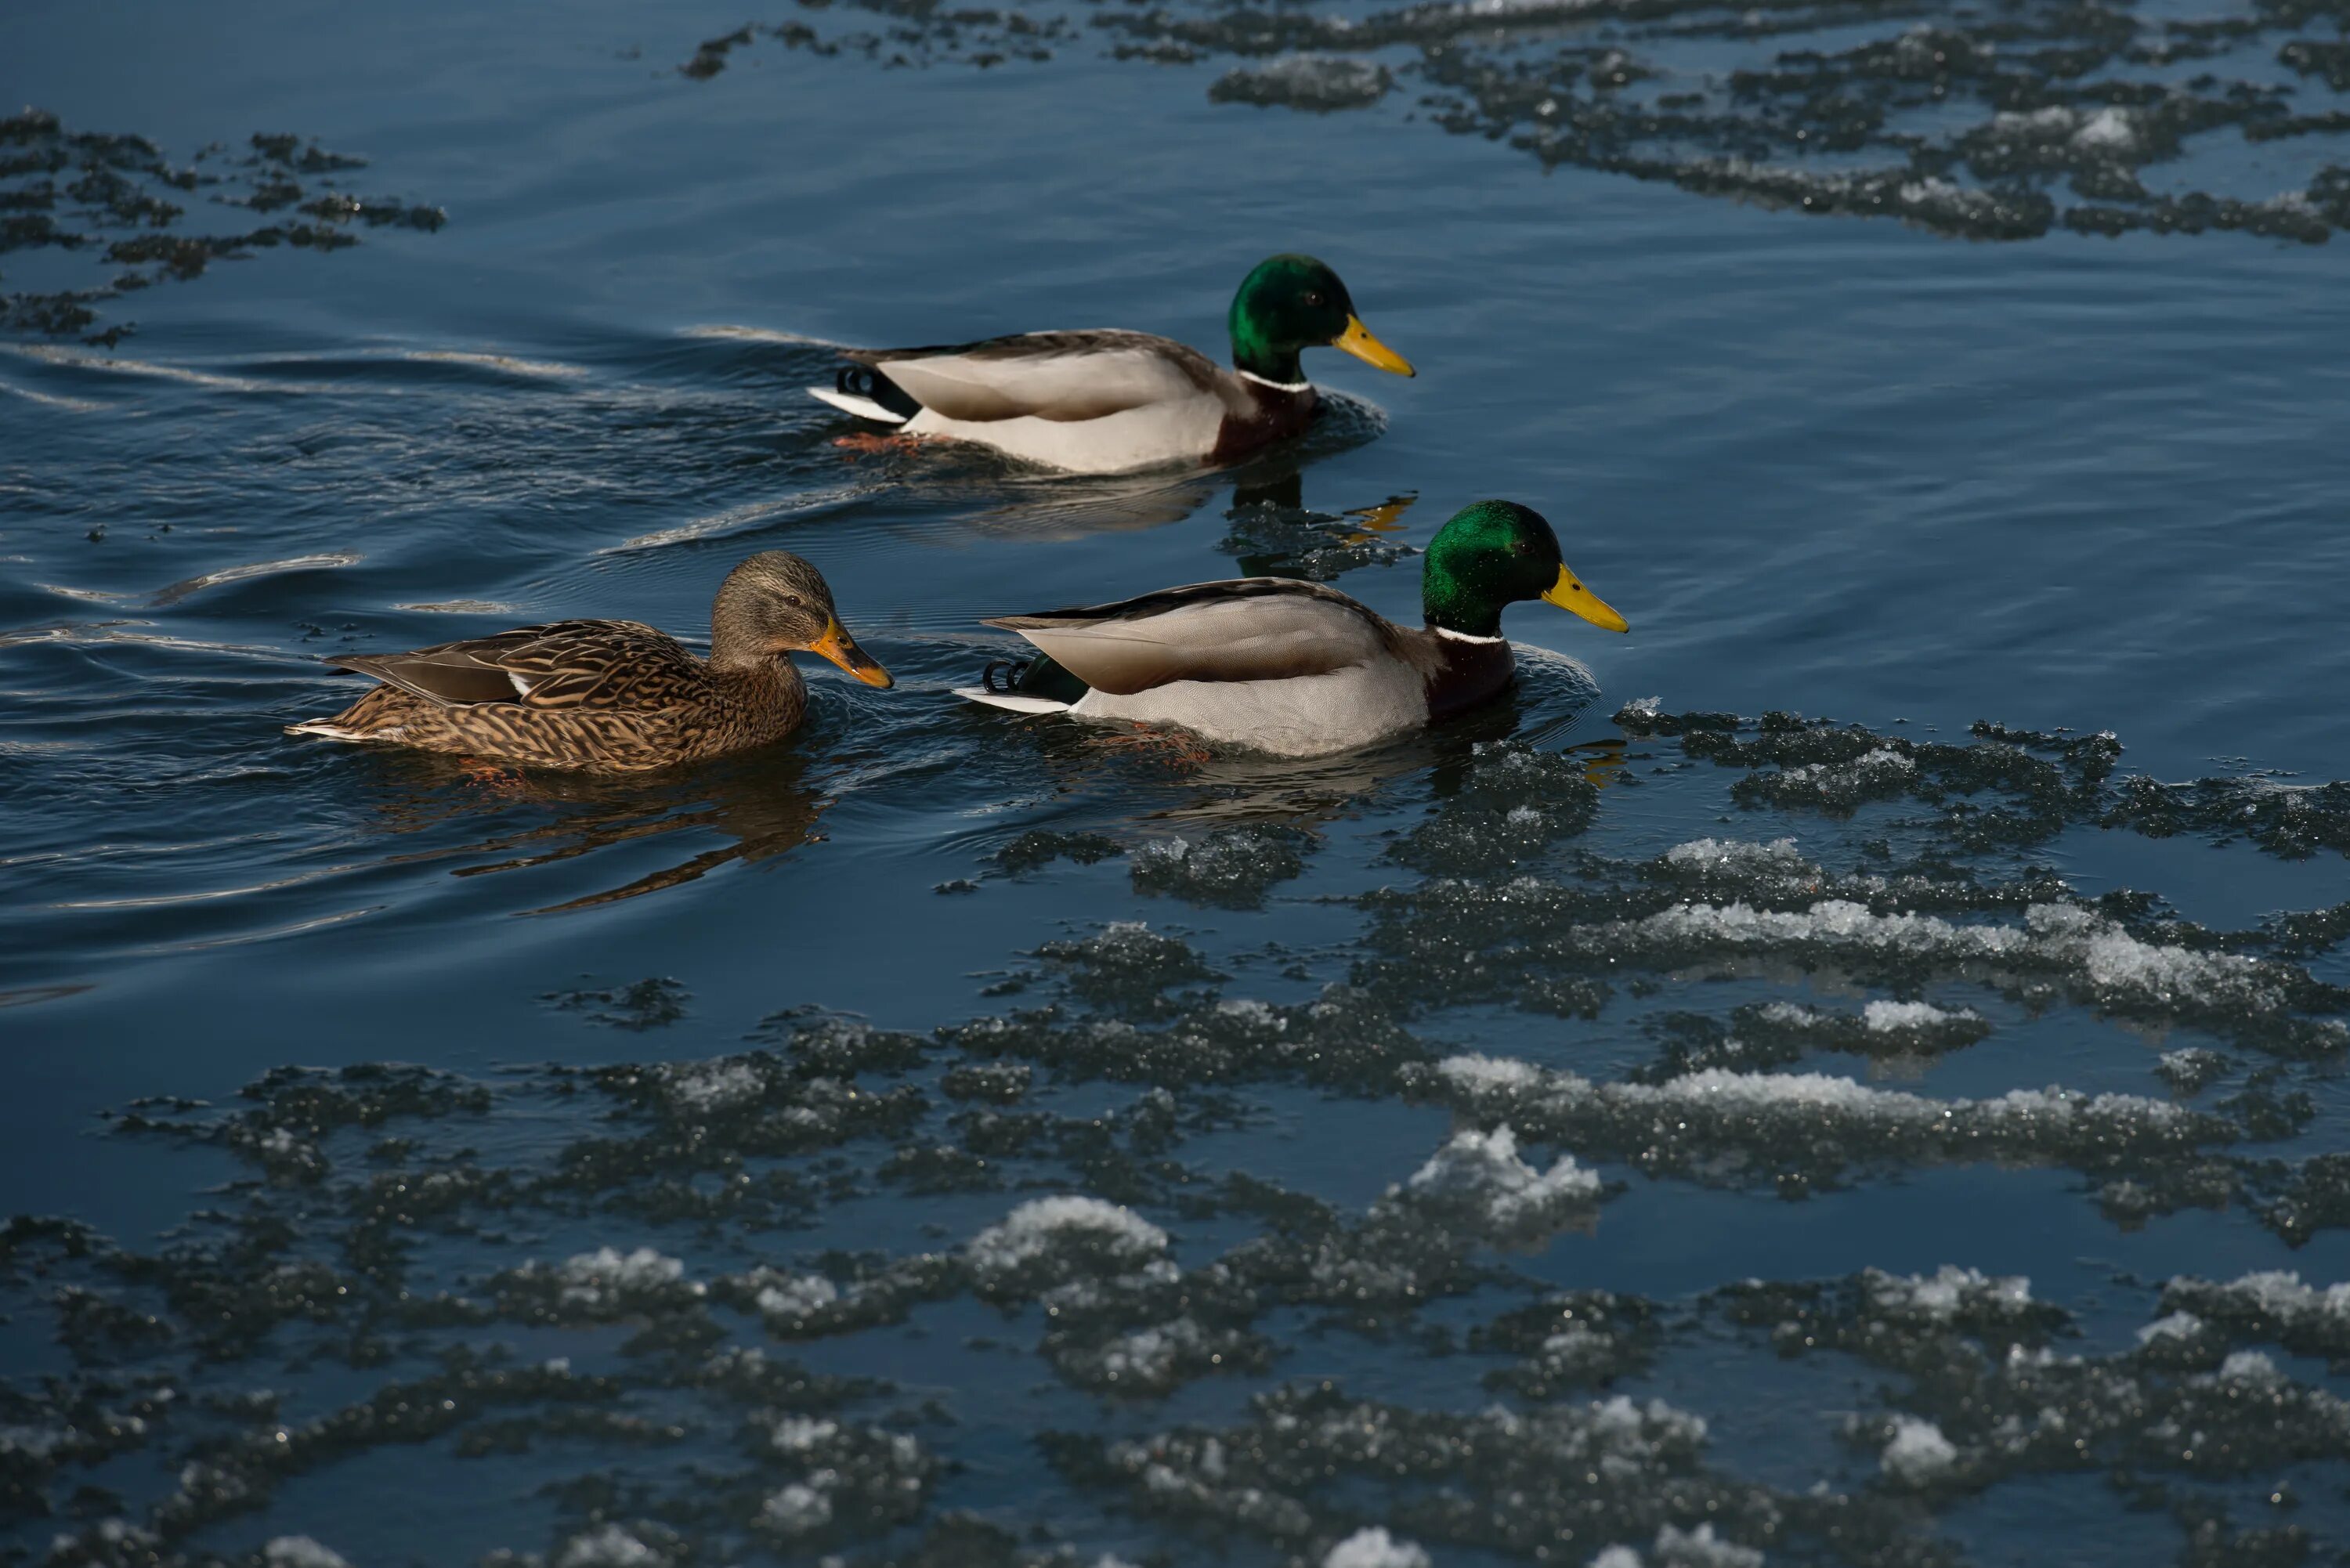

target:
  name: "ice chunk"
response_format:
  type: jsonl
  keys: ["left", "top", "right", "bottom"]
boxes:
{"left": 1324, "top": 1526, "right": 1432, "bottom": 1568}
{"left": 556, "top": 1247, "right": 689, "bottom": 1310}
{"left": 1866, "top": 1265, "right": 2032, "bottom": 1322}
{"left": 968, "top": 1195, "right": 1170, "bottom": 1285}
{"left": 1401, "top": 1124, "right": 1601, "bottom": 1234}
{"left": 556, "top": 1525, "right": 667, "bottom": 1568}
{"left": 753, "top": 1271, "right": 841, "bottom": 1324}
{"left": 2138, "top": 1310, "right": 2203, "bottom": 1343}
{"left": 761, "top": 1481, "right": 833, "bottom": 1533}
{"left": 1862, "top": 999, "right": 1969, "bottom": 1032}
{"left": 1881, "top": 1415, "right": 1958, "bottom": 1483}
{"left": 1209, "top": 55, "right": 1394, "bottom": 111}
{"left": 263, "top": 1542, "right": 354, "bottom": 1568}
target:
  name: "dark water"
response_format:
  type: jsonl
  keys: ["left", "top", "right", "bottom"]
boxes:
{"left": 5, "top": 0, "right": 2350, "bottom": 1563}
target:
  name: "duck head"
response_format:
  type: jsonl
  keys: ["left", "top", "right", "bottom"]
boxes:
{"left": 712, "top": 551, "right": 894, "bottom": 687}
{"left": 1419, "top": 500, "right": 1629, "bottom": 641}
{"left": 1227, "top": 254, "right": 1414, "bottom": 386}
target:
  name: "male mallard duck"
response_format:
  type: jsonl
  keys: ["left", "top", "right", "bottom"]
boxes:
{"left": 287, "top": 552, "right": 892, "bottom": 772}
{"left": 807, "top": 253, "right": 1413, "bottom": 475}
{"left": 956, "top": 500, "right": 1628, "bottom": 758}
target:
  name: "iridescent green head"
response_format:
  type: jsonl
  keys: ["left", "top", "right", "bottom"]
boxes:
{"left": 1420, "top": 500, "right": 1630, "bottom": 641}
{"left": 1227, "top": 254, "right": 1415, "bottom": 385}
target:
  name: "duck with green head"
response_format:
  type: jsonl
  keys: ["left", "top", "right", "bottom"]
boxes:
{"left": 808, "top": 254, "right": 1413, "bottom": 475}
{"left": 956, "top": 500, "right": 1629, "bottom": 757}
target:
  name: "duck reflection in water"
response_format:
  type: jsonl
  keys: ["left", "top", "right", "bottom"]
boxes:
{"left": 368, "top": 746, "right": 830, "bottom": 913}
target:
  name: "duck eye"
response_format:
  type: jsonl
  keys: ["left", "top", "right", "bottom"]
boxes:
{"left": 1304, "top": 291, "right": 1324, "bottom": 307}
{"left": 785, "top": 595, "right": 804, "bottom": 608}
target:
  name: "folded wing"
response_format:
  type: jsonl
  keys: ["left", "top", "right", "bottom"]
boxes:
{"left": 986, "top": 580, "right": 1397, "bottom": 695}
{"left": 329, "top": 620, "right": 693, "bottom": 710}
{"left": 848, "top": 331, "right": 1223, "bottom": 424}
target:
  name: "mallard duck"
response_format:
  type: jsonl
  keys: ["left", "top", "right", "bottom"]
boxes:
{"left": 956, "top": 500, "right": 1628, "bottom": 758}
{"left": 807, "top": 254, "right": 1413, "bottom": 475}
{"left": 287, "top": 552, "right": 892, "bottom": 772}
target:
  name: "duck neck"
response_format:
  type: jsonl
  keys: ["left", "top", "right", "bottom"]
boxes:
{"left": 1229, "top": 304, "right": 1304, "bottom": 385}
{"left": 709, "top": 623, "right": 772, "bottom": 674}
{"left": 1421, "top": 556, "right": 1507, "bottom": 641}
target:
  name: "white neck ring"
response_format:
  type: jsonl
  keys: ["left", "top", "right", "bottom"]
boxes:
{"left": 1236, "top": 370, "right": 1312, "bottom": 393}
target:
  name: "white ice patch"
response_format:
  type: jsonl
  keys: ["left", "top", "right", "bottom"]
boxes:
{"left": 1861, "top": 999, "right": 1971, "bottom": 1032}
{"left": 2171, "top": 1270, "right": 2350, "bottom": 1328}
{"left": 967, "top": 1195, "right": 1170, "bottom": 1279}
{"left": 1867, "top": 1265, "right": 2033, "bottom": 1321}
{"left": 263, "top": 1541, "right": 355, "bottom": 1568}
{"left": 2137, "top": 1310, "right": 2204, "bottom": 1344}
{"left": 1663, "top": 836, "right": 1808, "bottom": 873}
{"left": 1881, "top": 1415, "right": 1959, "bottom": 1483}
{"left": 555, "top": 1246, "right": 691, "bottom": 1310}
{"left": 2072, "top": 107, "right": 2137, "bottom": 150}
{"left": 555, "top": 1524, "right": 667, "bottom": 1567}
{"left": 1433, "top": 1055, "right": 2190, "bottom": 1157}
{"left": 761, "top": 1480, "right": 834, "bottom": 1533}
{"left": 1588, "top": 1523, "right": 1766, "bottom": 1567}
{"left": 752, "top": 1270, "right": 841, "bottom": 1324}
{"left": 770, "top": 1417, "right": 839, "bottom": 1454}
{"left": 1402, "top": 1125, "right": 1601, "bottom": 1229}
{"left": 1323, "top": 1526, "right": 1434, "bottom": 1568}
{"left": 660, "top": 1060, "right": 764, "bottom": 1111}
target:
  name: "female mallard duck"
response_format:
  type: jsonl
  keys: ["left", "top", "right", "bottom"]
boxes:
{"left": 807, "top": 254, "right": 1413, "bottom": 475}
{"left": 956, "top": 500, "right": 1629, "bottom": 758}
{"left": 287, "top": 552, "right": 893, "bottom": 772}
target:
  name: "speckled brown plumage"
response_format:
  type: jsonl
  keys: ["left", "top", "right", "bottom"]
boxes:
{"left": 288, "top": 553, "right": 891, "bottom": 774}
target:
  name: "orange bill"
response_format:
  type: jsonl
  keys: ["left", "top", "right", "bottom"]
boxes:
{"left": 1333, "top": 315, "right": 1415, "bottom": 377}
{"left": 810, "top": 618, "right": 895, "bottom": 688}
{"left": 1541, "top": 565, "right": 1630, "bottom": 633}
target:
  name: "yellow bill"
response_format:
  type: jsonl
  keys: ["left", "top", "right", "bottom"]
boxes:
{"left": 1541, "top": 565, "right": 1630, "bottom": 633}
{"left": 1332, "top": 315, "right": 1415, "bottom": 378}
{"left": 809, "top": 618, "right": 895, "bottom": 688}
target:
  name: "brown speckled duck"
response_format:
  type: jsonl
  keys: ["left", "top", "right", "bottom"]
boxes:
{"left": 287, "top": 552, "right": 892, "bottom": 772}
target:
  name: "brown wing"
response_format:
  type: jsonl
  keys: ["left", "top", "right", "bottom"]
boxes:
{"left": 847, "top": 331, "right": 1229, "bottom": 423}
{"left": 328, "top": 620, "right": 707, "bottom": 712}
{"left": 984, "top": 579, "right": 1404, "bottom": 695}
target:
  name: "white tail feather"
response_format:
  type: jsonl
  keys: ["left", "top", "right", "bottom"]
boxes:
{"left": 808, "top": 385, "right": 909, "bottom": 424}
{"left": 286, "top": 720, "right": 400, "bottom": 742}
{"left": 953, "top": 686, "right": 1071, "bottom": 715}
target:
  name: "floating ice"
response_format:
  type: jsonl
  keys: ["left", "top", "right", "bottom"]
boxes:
{"left": 1130, "top": 825, "right": 1311, "bottom": 909}
{"left": 1862, "top": 999, "right": 1967, "bottom": 1032}
{"left": 1866, "top": 1265, "right": 2033, "bottom": 1323}
{"left": 1584, "top": 1523, "right": 1764, "bottom": 1568}
{"left": 1880, "top": 1415, "right": 1959, "bottom": 1483}
{"left": 761, "top": 1481, "right": 833, "bottom": 1533}
{"left": 1325, "top": 1526, "right": 1433, "bottom": 1568}
{"left": 555, "top": 1524, "right": 668, "bottom": 1568}
{"left": 1209, "top": 54, "right": 1394, "bottom": 112}
{"left": 1424, "top": 1054, "right": 2211, "bottom": 1181}
{"left": 659, "top": 1059, "right": 764, "bottom": 1111}
{"left": 555, "top": 1248, "right": 690, "bottom": 1310}
{"left": 968, "top": 1196, "right": 1170, "bottom": 1292}
{"left": 1397, "top": 1124, "right": 1602, "bottom": 1235}
{"left": 262, "top": 1541, "right": 354, "bottom": 1568}
{"left": 750, "top": 1270, "right": 841, "bottom": 1325}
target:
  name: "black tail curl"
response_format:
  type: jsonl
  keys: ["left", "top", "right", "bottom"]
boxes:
{"left": 836, "top": 365, "right": 922, "bottom": 420}
{"left": 981, "top": 652, "right": 1089, "bottom": 705}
